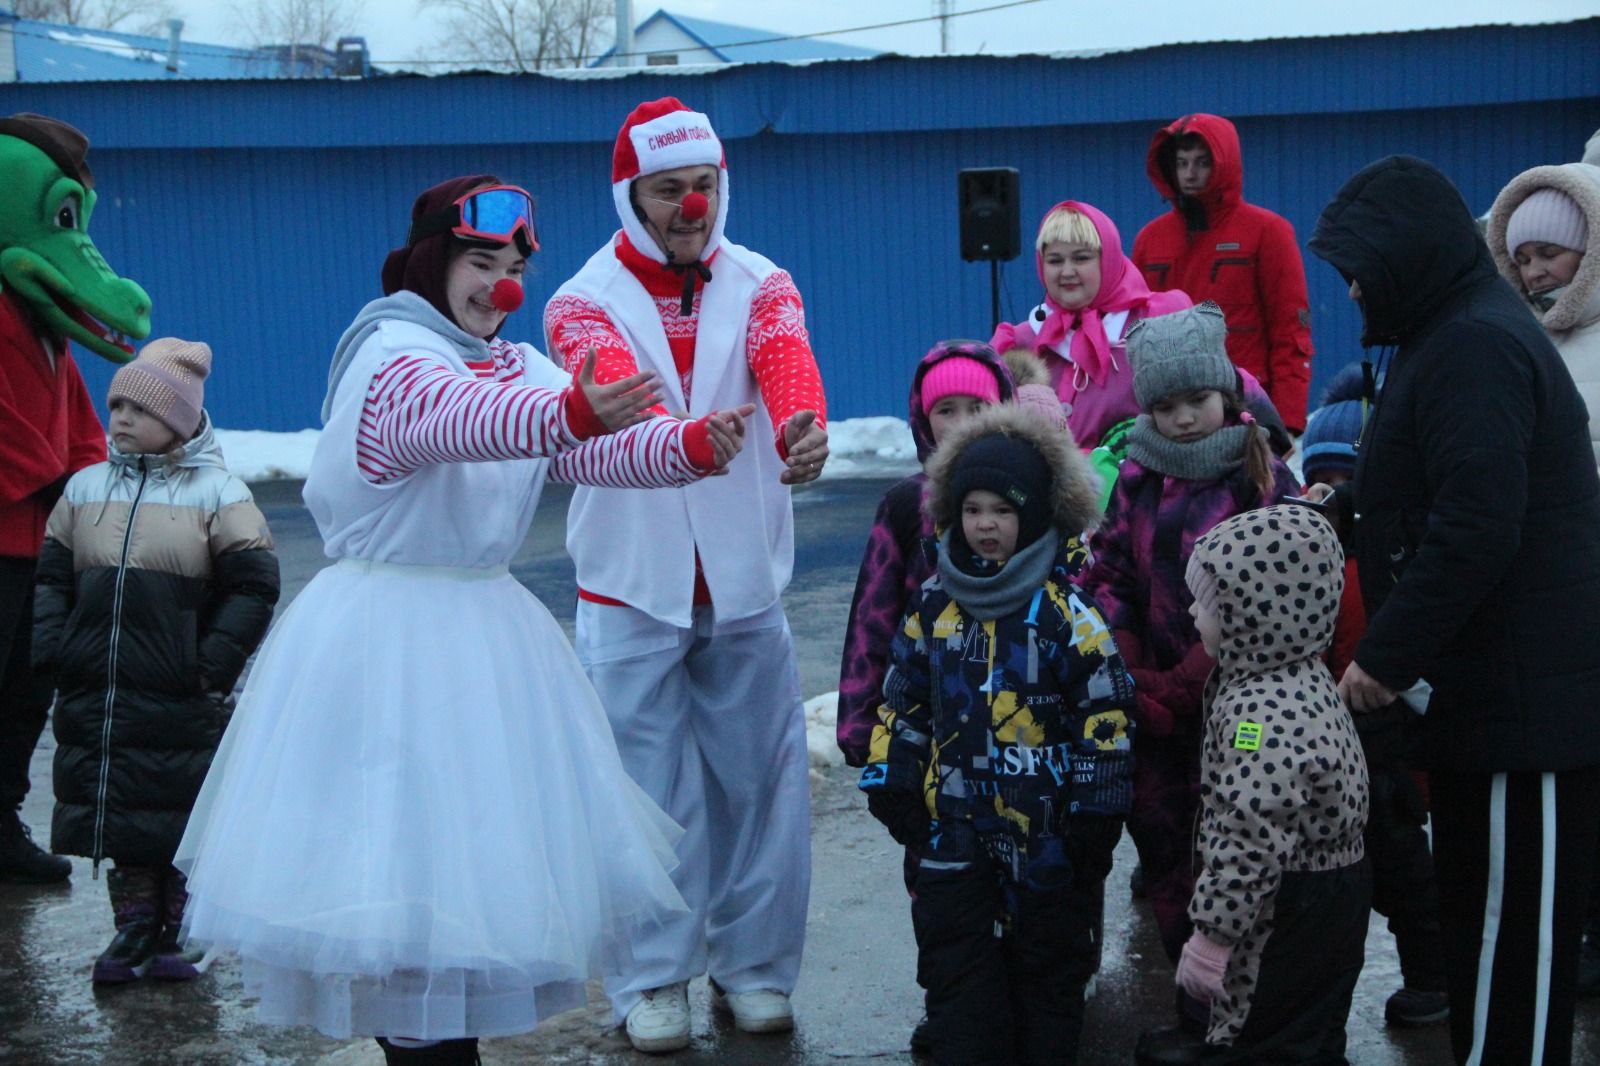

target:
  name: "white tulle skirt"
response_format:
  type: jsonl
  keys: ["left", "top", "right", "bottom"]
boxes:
{"left": 175, "top": 559, "right": 686, "bottom": 1039}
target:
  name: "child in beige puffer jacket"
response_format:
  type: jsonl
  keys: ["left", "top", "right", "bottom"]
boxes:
{"left": 1177, "top": 503, "right": 1370, "bottom": 1063}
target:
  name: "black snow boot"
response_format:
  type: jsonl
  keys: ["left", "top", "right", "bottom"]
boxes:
{"left": 909, "top": 1012, "right": 932, "bottom": 1056}
{"left": 1388, "top": 916, "right": 1449, "bottom": 1024}
{"left": 148, "top": 928, "right": 211, "bottom": 981}
{"left": 376, "top": 1037, "right": 481, "bottom": 1065}
{"left": 1134, "top": 1025, "right": 1207, "bottom": 1065}
{"left": 1134, "top": 991, "right": 1209, "bottom": 1066}
{"left": 1384, "top": 986, "right": 1450, "bottom": 1027}
{"left": 91, "top": 920, "right": 161, "bottom": 984}
{"left": 0, "top": 810, "right": 69, "bottom": 883}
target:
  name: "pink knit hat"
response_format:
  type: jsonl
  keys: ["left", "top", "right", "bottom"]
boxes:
{"left": 921, "top": 355, "right": 1002, "bottom": 414}
{"left": 1506, "top": 188, "right": 1588, "bottom": 255}
{"left": 107, "top": 337, "right": 211, "bottom": 440}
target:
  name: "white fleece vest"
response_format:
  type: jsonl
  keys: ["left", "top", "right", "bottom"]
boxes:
{"left": 550, "top": 237, "right": 794, "bottom": 627}
{"left": 306, "top": 318, "right": 562, "bottom": 569}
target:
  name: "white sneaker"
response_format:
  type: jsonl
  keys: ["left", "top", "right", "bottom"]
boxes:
{"left": 709, "top": 979, "right": 795, "bottom": 1034}
{"left": 625, "top": 982, "right": 691, "bottom": 1053}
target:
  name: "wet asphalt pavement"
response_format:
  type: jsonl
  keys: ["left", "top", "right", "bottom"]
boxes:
{"left": 2, "top": 474, "right": 1597, "bottom": 1065}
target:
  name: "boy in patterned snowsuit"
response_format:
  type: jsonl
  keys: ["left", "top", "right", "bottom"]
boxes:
{"left": 1178, "top": 504, "right": 1370, "bottom": 1063}
{"left": 860, "top": 403, "right": 1134, "bottom": 1066}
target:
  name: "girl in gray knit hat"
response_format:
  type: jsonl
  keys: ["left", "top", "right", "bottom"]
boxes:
{"left": 1079, "top": 300, "right": 1300, "bottom": 1063}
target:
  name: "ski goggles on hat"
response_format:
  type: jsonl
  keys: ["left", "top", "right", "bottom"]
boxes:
{"left": 408, "top": 184, "right": 540, "bottom": 254}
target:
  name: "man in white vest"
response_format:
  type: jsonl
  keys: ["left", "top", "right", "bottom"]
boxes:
{"left": 543, "top": 97, "right": 828, "bottom": 1054}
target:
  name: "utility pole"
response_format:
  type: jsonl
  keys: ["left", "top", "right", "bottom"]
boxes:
{"left": 937, "top": 0, "right": 952, "bottom": 54}
{"left": 615, "top": 0, "right": 635, "bottom": 67}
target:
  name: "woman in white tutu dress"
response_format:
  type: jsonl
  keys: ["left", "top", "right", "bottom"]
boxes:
{"left": 175, "top": 175, "right": 753, "bottom": 1064}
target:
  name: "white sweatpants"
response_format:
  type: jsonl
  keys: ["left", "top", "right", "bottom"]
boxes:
{"left": 576, "top": 600, "right": 812, "bottom": 1019}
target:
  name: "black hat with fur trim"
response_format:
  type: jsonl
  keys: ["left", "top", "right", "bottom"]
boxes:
{"left": 925, "top": 403, "right": 1102, "bottom": 551}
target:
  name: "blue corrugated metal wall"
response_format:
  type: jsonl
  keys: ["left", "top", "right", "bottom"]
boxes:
{"left": 4, "top": 20, "right": 1597, "bottom": 430}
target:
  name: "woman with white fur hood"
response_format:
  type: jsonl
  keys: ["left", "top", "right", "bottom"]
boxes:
{"left": 1488, "top": 161, "right": 1600, "bottom": 467}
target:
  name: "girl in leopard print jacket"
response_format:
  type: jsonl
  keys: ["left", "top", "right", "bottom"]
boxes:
{"left": 1179, "top": 504, "right": 1370, "bottom": 1062}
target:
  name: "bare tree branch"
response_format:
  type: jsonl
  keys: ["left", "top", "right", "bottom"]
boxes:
{"left": 228, "top": 0, "right": 367, "bottom": 76}
{"left": 421, "top": 0, "right": 613, "bottom": 72}
{"left": 14, "top": 0, "right": 178, "bottom": 35}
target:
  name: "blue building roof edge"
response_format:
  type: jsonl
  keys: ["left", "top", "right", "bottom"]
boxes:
{"left": 650, "top": 10, "right": 730, "bottom": 61}
{"left": 589, "top": 7, "right": 881, "bottom": 67}
{"left": 588, "top": 8, "right": 731, "bottom": 67}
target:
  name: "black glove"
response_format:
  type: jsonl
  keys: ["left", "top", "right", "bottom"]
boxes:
{"left": 867, "top": 790, "right": 931, "bottom": 850}
{"left": 1063, "top": 815, "right": 1123, "bottom": 886}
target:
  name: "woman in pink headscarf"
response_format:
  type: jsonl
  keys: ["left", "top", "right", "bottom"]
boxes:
{"left": 992, "top": 200, "right": 1192, "bottom": 450}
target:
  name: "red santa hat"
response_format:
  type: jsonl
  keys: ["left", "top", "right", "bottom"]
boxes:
{"left": 612, "top": 97, "right": 729, "bottom": 264}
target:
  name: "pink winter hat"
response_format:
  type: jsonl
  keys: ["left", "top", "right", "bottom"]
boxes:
{"left": 108, "top": 337, "right": 210, "bottom": 440}
{"left": 1506, "top": 188, "right": 1588, "bottom": 255}
{"left": 922, "top": 355, "right": 1002, "bottom": 414}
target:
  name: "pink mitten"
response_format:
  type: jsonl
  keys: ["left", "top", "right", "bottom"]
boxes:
{"left": 1175, "top": 931, "right": 1232, "bottom": 1002}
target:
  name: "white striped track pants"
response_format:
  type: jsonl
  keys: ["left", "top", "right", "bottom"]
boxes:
{"left": 1430, "top": 766, "right": 1600, "bottom": 1066}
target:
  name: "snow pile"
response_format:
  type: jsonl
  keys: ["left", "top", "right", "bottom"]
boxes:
{"left": 214, "top": 417, "right": 919, "bottom": 484}
{"left": 804, "top": 691, "right": 844, "bottom": 770}
{"left": 813, "top": 416, "right": 918, "bottom": 478}
{"left": 215, "top": 429, "right": 322, "bottom": 483}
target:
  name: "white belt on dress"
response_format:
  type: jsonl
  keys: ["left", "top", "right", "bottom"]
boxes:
{"left": 335, "top": 558, "right": 511, "bottom": 581}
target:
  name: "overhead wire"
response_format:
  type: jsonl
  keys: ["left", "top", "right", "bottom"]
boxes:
{"left": 361, "top": 0, "right": 1048, "bottom": 68}
{"left": 2, "top": 0, "right": 1049, "bottom": 73}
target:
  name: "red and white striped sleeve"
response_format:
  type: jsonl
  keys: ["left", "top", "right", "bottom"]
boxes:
{"left": 746, "top": 270, "right": 826, "bottom": 454}
{"left": 355, "top": 353, "right": 590, "bottom": 484}
{"left": 547, "top": 416, "right": 704, "bottom": 489}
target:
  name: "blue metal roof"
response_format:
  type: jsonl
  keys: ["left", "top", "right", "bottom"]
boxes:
{"left": 590, "top": 7, "right": 881, "bottom": 66}
{"left": 5, "top": 15, "right": 279, "bottom": 82}
{"left": 0, "top": 18, "right": 1594, "bottom": 432}
{"left": 649, "top": 9, "right": 881, "bottom": 61}
{"left": 9, "top": 18, "right": 1590, "bottom": 147}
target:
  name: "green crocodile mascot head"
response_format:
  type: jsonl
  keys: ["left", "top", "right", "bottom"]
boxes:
{"left": 0, "top": 113, "right": 150, "bottom": 363}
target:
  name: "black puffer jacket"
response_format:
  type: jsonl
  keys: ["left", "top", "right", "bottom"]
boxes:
{"left": 33, "top": 415, "right": 279, "bottom": 865}
{"left": 1309, "top": 156, "right": 1600, "bottom": 773}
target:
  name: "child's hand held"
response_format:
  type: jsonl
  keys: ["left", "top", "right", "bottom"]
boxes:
{"left": 1176, "top": 931, "right": 1232, "bottom": 1002}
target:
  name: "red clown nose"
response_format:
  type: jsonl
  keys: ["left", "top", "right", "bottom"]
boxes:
{"left": 679, "top": 192, "right": 710, "bottom": 221}
{"left": 490, "top": 278, "right": 524, "bottom": 313}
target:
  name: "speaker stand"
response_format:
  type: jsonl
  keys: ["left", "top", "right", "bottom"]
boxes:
{"left": 990, "top": 259, "right": 1001, "bottom": 333}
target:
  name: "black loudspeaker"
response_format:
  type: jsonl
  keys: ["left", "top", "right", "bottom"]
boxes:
{"left": 958, "top": 167, "right": 1021, "bottom": 262}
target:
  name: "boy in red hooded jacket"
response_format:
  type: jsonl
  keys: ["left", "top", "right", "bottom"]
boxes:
{"left": 1131, "top": 113, "right": 1314, "bottom": 432}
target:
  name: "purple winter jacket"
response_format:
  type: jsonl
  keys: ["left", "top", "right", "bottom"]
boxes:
{"left": 1082, "top": 452, "right": 1299, "bottom": 741}
{"left": 835, "top": 341, "right": 1016, "bottom": 767}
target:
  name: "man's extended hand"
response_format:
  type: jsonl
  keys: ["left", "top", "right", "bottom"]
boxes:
{"left": 577, "top": 346, "right": 662, "bottom": 432}
{"left": 780, "top": 409, "right": 828, "bottom": 485}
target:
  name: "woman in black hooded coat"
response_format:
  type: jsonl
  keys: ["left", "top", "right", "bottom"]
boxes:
{"left": 1308, "top": 154, "right": 1600, "bottom": 1066}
